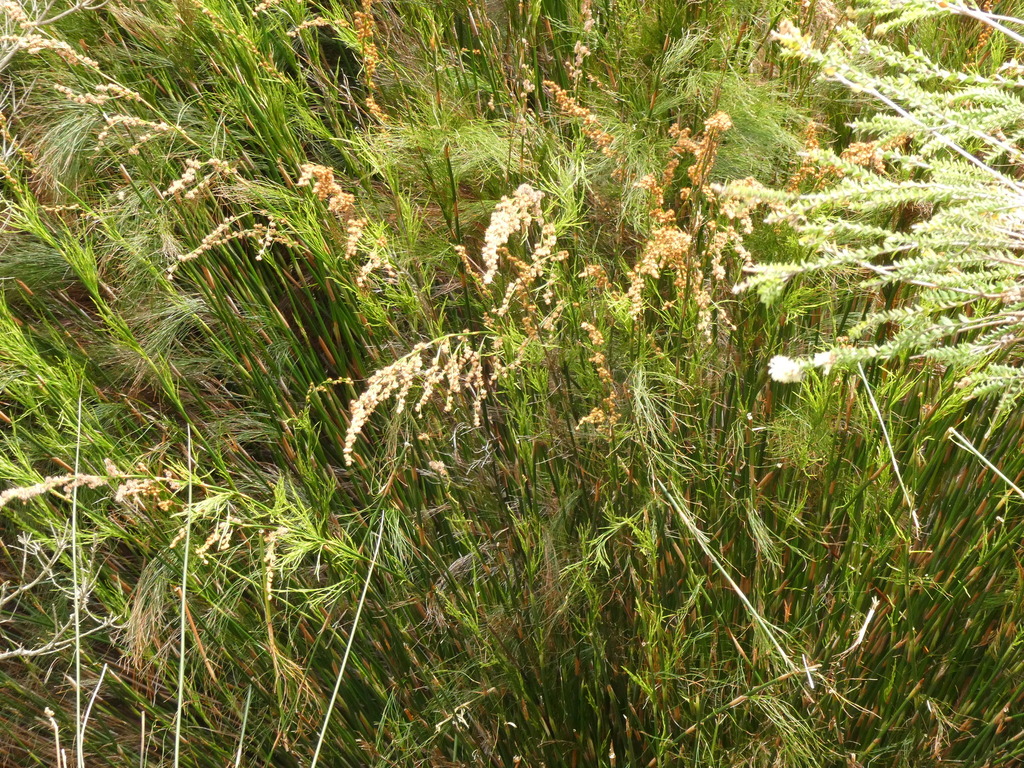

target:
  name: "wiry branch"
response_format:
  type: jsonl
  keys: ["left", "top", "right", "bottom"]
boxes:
{"left": 0, "top": 0, "right": 108, "bottom": 73}
{"left": 0, "top": 531, "right": 120, "bottom": 663}
{"left": 0, "top": 533, "right": 66, "bottom": 610}
{"left": 0, "top": 616, "right": 118, "bottom": 662}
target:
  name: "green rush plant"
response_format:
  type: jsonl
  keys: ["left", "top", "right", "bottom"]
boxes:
{"left": 1, "top": 0, "right": 1024, "bottom": 766}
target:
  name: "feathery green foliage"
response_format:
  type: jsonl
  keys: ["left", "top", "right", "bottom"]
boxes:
{"left": 735, "top": 2, "right": 1024, "bottom": 418}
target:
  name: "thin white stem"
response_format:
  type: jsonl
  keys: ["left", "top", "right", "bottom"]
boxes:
{"left": 802, "top": 654, "right": 816, "bottom": 690}
{"left": 310, "top": 508, "right": 386, "bottom": 768}
{"left": 952, "top": 4, "right": 1024, "bottom": 48}
{"left": 857, "top": 364, "right": 920, "bottom": 538}
{"left": 986, "top": 13, "right": 1024, "bottom": 26}
{"left": 172, "top": 426, "right": 193, "bottom": 768}
{"left": 839, "top": 596, "right": 880, "bottom": 658}
{"left": 45, "top": 708, "right": 63, "bottom": 768}
{"left": 25, "top": 0, "right": 108, "bottom": 26}
{"left": 948, "top": 427, "right": 1024, "bottom": 502}
{"left": 71, "top": 388, "right": 83, "bottom": 768}
{"left": 831, "top": 71, "right": 1024, "bottom": 196}
{"left": 656, "top": 476, "right": 803, "bottom": 681}
{"left": 80, "top": 663, "right": 107, "bottom": 735}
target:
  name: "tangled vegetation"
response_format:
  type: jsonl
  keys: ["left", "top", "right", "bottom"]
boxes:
{"left": 1, "top": 0, "right": 1023, "bottom": 766}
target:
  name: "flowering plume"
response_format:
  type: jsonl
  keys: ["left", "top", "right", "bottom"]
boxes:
{"left": 624, "top": 110, "right": 741, "bottom": 337}
{"left": 297, "top": 162, "right": 393, "bottom": 286}
{"left": 343, "top": 336, "right": 495, "bottom": 466}
{"left": 543, "top": 80, "right": 618, "bottom": 162}
{"left": 297, "top": 163, "right": 355, "bottom": 218}
{"left": 479, "top": 184, "right": 544, "bottom": 285}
